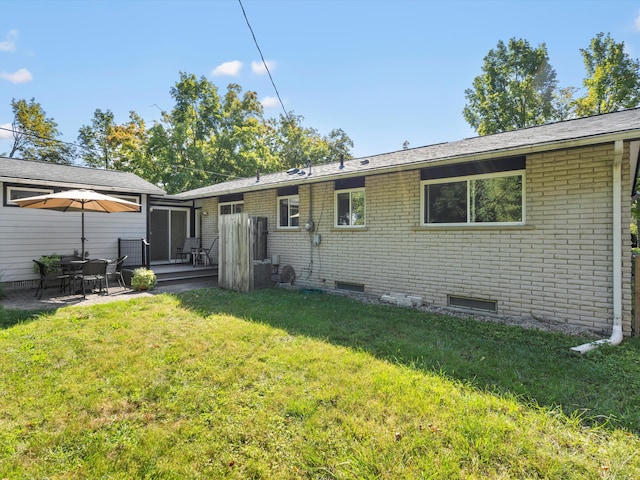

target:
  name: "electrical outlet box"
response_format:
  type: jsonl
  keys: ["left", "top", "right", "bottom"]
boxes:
{"left": 313, "top": 234, "right": 321, "bottom": 246}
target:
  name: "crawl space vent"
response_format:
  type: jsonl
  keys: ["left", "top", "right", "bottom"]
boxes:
{"left": 335, "top": 282, "right": 365, "bottom": 293}
{"left": 448, "top": 295, "right": 497, "bottom": 313}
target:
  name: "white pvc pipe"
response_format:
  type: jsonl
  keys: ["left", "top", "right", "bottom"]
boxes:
{"left": 571, "top": 140, "right": 624, "bottom": 353}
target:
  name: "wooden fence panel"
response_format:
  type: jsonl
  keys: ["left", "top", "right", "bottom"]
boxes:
{"left": 219, "top": 213, "right": 251, "bottom": 292}
{"left": 219, "top": 214, "right": 269, "bottom": 292}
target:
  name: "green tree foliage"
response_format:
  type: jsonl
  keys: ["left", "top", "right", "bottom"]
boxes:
{"left": 146, "top": 73, "right": 279, "bottom": 193}
{"left": 4, "top": 98, "right": 74, "bottom": 164}
{"left": 270, "top": 113, "right": 353, "bottom": 169}
{"left": 575, "top": 32, "right": 640, "bottom": 116}
{"left": 463, "top": 38, "right": 558, "bottom": 135}
{"left": 78, "top": 109, "right": 149, "bottom": 172}
{"left": 77, "top": 109, "right": 116, "bottom": 169}
{"left": 146, "top": 73, "right": 354, "bottom": 194}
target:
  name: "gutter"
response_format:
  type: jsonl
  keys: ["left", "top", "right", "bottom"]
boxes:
{"left": 571, "top": 140, "right": 625, "bottom": 353}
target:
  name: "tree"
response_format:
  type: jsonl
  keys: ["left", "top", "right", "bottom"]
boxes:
{"left": 575, "top": 32, "right": 640, "bottom": 116}
{"left": 77, "top": 109, "right": 116, "bottom": 169}
{"left": 269, "top": 113, "right": 354, "bottom": 170}
{"left": 3, "top": 98, "right": 74, "bottom": 164}
{"left": 463, "top": 38, "right": 558, "bottom": 135}
{"left": 146, "top": 73, "right": 280, "bottom": 193}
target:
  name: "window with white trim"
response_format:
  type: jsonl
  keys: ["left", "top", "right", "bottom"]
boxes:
{"left": 278, "top": 195, "right": 299, "bottom": 228}
{"left": 219, "top": 201, "right": 244, "bottom": 215}
{"left": 335, "top": 188, "right": 365, "bottom": 227}
{"left": 5, "top": 186, "right": 54, "bottom": 205}
{"left": 421, "top": 171, "right": 524, "bottom": 225}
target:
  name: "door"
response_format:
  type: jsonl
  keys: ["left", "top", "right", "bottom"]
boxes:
{"left": 150, "top": 209, "right": 169, "bottom": 262}
{"left": 149, "top": 207, "right": 190, "bottom": 262}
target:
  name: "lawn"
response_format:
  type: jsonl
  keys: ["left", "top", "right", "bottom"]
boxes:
{"left": 1, "top": 288, "right": 639, "bottom": 478}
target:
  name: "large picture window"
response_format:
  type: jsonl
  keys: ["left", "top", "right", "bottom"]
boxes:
{"left": 422, "top": 171, "right": 524, "bottom": 225}
{"left": 278, "top": 195, "right": 299, "bottom": 228}
{"left": 335, "top": 188, "right": 365, "bottom": 227}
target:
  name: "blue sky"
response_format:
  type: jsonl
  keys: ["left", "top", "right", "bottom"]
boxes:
{"left": 2, "top": 0, "right": 640, "bottom": 159}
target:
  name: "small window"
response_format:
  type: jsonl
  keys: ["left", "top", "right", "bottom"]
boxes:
{"left": 219, "top": 201, "right": 244, "bottom": 215}
{"left": 5, "top": 186, "right": 54, "bottom": 206}
{"left": 278, "top": 195, "right": 299, "bottom": 228}
{"left": 109, "top": 193, "right": 140, "bottom": 205}
{"left": 335, "top": 188, "right": 365, "bottom": 227}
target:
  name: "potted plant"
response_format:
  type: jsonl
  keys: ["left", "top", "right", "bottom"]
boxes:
{"left": 32, "top": 254, "right": 62, "bottom": 274}
{"left": 131, "top": 268, "right": 157, "bottom": 291}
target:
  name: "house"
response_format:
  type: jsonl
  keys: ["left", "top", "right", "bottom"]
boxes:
{"left": 175, "top": 108, "right": 640, "bottom": 337}
{"left": 0, "top": 157, "right": 165, "bottom": 287}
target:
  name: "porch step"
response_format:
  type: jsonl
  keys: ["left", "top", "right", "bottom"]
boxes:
{"left": 156, "top": 266, "right": 218, "bottom": 283}
{"left": 123, "top": 263, "right": 218, "bottom": 285}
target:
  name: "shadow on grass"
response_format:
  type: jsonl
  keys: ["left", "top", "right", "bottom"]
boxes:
{"left": 0, "top": 306, "right": 49, "bottom": 329}
{"left": 176, "top": 287, "right": 640, "bottom": 434}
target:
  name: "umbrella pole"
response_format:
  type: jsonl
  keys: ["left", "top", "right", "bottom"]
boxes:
{"left": 81, "top": 207, "right": 85, "bottom": 259}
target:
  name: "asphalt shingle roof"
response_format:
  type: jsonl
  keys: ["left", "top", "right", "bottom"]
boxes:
{"left": 0, "top": 157, "right": 165, "bottom": 195}
{"left": 175, "top": 108, "right": 640, "bottom": 200}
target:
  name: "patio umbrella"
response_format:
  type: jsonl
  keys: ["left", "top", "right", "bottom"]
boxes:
{"left": 14, "top": 188, "right": 141, "bottom": 259}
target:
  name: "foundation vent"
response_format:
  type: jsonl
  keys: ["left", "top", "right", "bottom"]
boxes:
{"left": 448, "top": 295, "right": 497, "bottom": 313}
{"left": 335, "top": 282, "right": 365, "bottom": 293}
{"left": 12, "top": 280, "right": 37, "bottom": 289}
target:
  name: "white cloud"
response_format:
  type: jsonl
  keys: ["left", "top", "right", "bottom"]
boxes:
{"left": 0, "top": 123, "right": 13, "bottom": 139}
{"left": 261, "top": 96, "right": 279, "bottom": 109}
{"left": 252, "top": 60, "right": 276, "bottom": 75}
{"left": 211, "top": 60, "right": 242, "bottom": 76}
{"left": 0, "top": 68, "right": 33, "bottom": 84}
{"left": 635, "top": 11, "right": 640, "bottom": 32}
{"left": 0, "top": 29, "right": 18, "bottom": 52}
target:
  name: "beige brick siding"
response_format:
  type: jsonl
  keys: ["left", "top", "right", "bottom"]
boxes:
{"left": 204, "top": 142, "right": 632, "bottom": 336}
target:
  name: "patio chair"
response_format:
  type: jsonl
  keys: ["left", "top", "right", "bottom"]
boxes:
{"left": 175, "top": 237, "right": 200, "bottom": 263}
{"left": 108, "top": 255, "right": 128, "bottom": 288}
{"left": 75, "top": 259, "right": 109, "bottom": 298}
{"left": 33, "top": 259, "right": 67, "bottom": 299}
{"left": 196, "top": 237, "right": 219, "bottom": 266}
{"left": 59, "top": 255, "right": 83, "bottom": 293}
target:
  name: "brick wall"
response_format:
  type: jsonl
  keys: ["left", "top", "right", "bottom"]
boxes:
{"left": 203, "top": 142, "right": 632, "bottom": 336}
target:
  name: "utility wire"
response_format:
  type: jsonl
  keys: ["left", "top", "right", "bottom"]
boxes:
{"left": 238, "top": 0, "right": 289, "bottom": 117}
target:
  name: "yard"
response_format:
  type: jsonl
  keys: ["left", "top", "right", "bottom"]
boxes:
{"left": 1, "top": 288, "right": 640, "bottom": 478}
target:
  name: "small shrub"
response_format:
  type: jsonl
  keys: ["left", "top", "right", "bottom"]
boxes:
{"left": 131, "top": 268, "right": 157, "bottom": 291}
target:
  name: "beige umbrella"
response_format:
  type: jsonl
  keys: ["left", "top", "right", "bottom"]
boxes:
{"left": 15, "top": 188, "right": 141, "bottom": 259}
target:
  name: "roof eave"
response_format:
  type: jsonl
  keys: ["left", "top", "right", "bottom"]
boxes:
{"left": 175, "top": 130, "right": 640, "bottom": 200}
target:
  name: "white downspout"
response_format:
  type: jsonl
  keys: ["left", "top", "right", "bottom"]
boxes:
{"left": 571, "top": 140, "right": 625, "bottom": 353}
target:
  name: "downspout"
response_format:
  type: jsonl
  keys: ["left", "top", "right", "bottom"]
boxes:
{"left": 571, "top": 140, "right": 624, "bottom": 353}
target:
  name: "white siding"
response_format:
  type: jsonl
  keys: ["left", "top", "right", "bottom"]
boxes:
{"left": 0, "top": 183, "right": 149, "bottom": 284}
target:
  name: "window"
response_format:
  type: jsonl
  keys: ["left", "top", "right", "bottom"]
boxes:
{"left": 335, "top": 188, "right": 365, "bottom": 227}
{"left": 5, "top": 186, "right": 54, "bottom": 205}
{"left": 422, "top": 171, "right": 524, "bottom": 225}
{"left": 219, "top": 201, "right": 244, "bottom": 215}
{"left": 110, "top": 193, "right": 140, "bottom": 205}
{"left": 278, "top": 195, "right": 299, "bottom": 228}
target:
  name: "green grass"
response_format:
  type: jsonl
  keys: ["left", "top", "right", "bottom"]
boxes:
{"left": 1, "top": 288, "right": 640, "bottom": 478}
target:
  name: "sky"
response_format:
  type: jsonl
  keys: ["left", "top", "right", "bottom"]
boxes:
{"left": 2, "top": 0, "right": 640, "bottom": 160}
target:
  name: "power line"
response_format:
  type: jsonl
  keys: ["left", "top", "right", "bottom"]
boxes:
{"left": 238, "top": 0, "right": 289, "bottom": 117}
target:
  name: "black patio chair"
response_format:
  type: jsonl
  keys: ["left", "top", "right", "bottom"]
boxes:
{"left": 108, "top": 255, "right": 128, "bottom": 288}
{"left": 75, "top": 259, "right": 109, "bottom": 298}
{"left": 33, "top": 259, "right": 67, "bottom": 299}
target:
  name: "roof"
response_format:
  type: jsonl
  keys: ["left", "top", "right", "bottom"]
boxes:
{"left": 0, "top": 157, "right": 166, "bottom": 195}
{"left": 175, "top": 108, "right": 640, "bottom": 200}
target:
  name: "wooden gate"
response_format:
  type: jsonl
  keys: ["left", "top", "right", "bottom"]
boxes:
{"left": 218, "top": 214, "right": 268, "bottom": 292}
